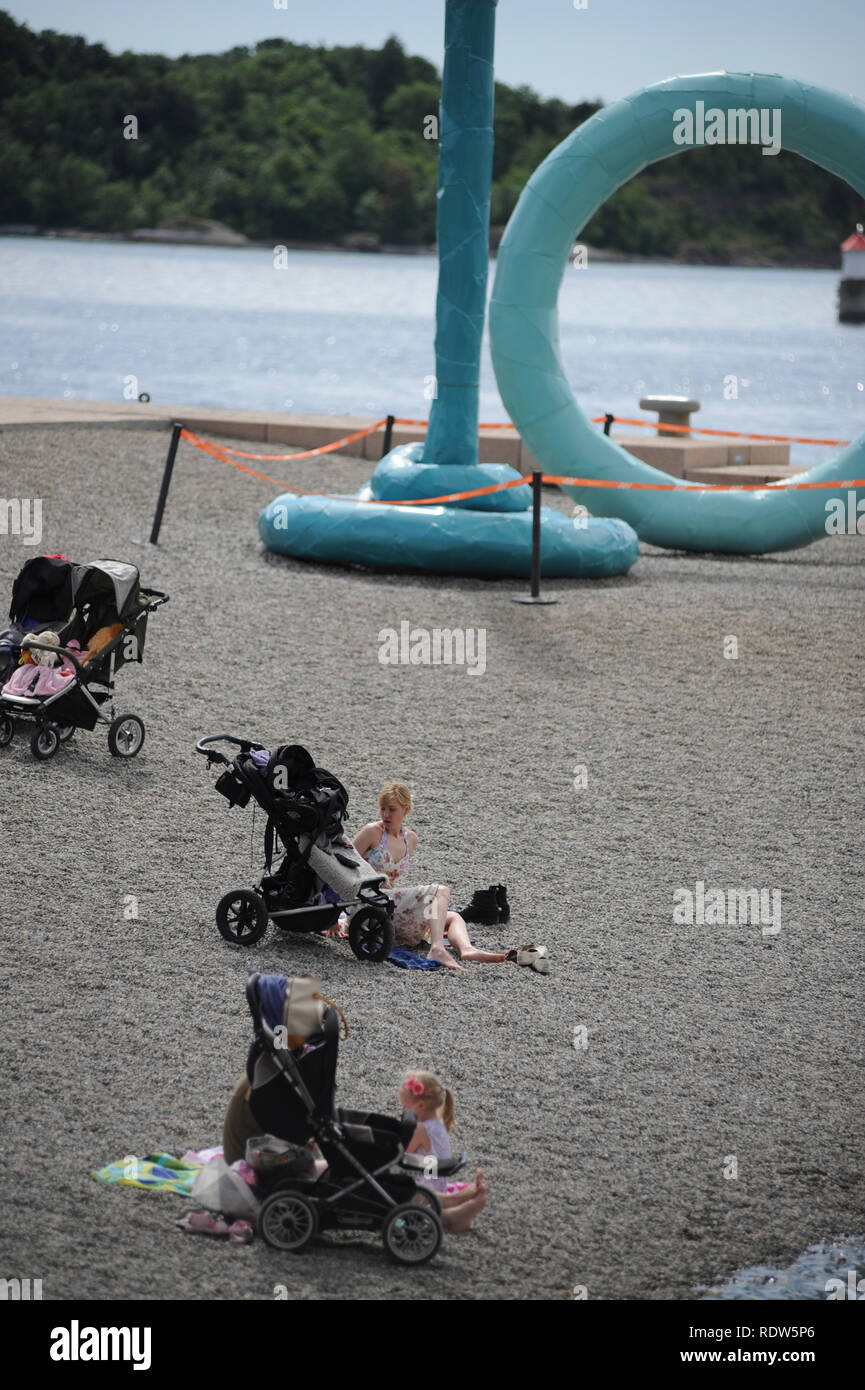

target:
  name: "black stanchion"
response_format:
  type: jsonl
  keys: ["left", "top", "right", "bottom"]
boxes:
{"left": 149, "top": 422, "right": 182, "bottom": 545}
{"left": 511, "top": 471, "right": 558, "bottom": 605}
{"left": 380, "top": 413, "right": 395, "bottom": 459}
{"left": 603, "top": 412, "right": 614, "bottom": 436}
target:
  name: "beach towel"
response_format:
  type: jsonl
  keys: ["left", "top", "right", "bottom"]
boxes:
{"left": 92, "top": 1147, "right": 257, "bottom": 1196}
{"left": 387, "top": 945, "right": 442, "bottom": 971}
{"left": 92, "top": 1152, "right": 201, "bottom": 1196}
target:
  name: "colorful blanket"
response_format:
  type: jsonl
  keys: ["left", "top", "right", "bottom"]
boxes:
{"left": 91, "top": 1153, "right": 202, "bottom": 1196}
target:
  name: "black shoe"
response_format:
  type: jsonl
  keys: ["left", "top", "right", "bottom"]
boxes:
{"left": 457, "top": 886, "right": 500, "bottom": 925}
{"left": 496, "top": 885, "right": 510, "bottom": 924}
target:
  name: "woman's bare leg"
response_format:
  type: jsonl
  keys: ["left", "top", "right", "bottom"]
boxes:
{"left": 425, "top": 885, "right": 466, "bottom": 971}
{"left": 445, "top": 912, "right": 507, "bottom": 963}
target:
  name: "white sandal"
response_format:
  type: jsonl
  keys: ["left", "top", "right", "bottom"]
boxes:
{"left": 507, "top": 943, "right": 550, "bottom": 974}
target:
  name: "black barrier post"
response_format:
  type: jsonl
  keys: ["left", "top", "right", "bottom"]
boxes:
{"left": 511, "top": 471, "right": 558, "bottom": 605}
{"left": 149, "top": 422, "right": 182, "bottom": 545}
{"left": 530, "top": 469, "right": 542, "bottom": 596}
{"left": 381, "top": 413, "right": 395, "bottom": 459}
{"left": 603, "top": 412, "right": 614, "bottom": 436}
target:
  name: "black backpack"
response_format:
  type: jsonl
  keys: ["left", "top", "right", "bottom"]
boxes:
{"left": 9, "top": 555, "right": 74, "bottom": 624}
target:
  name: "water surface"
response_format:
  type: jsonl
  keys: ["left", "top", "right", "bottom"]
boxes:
{"left": 1, "top": 237, "right": 861, "bottom": 470}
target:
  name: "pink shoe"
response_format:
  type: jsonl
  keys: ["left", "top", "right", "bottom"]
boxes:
{"left": 229, "top": 1220, "right": 254, "bottom": 1245}
{"left": 186, "top": 1210, "right": 230, "bottom": 1236}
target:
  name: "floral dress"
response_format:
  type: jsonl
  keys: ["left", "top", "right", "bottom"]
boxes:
{"left": 346, "top": 829, "right": 439, "bottom": 947}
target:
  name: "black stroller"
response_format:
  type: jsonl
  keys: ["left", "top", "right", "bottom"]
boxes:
{"left": 245, "top": 971, "right": 465, "bottom": 1263}
{"left": 197, "top": 736, "right": 395, "bottom": 961}
{"left": 0, "top": 556, "right": 168, "bottom": 760}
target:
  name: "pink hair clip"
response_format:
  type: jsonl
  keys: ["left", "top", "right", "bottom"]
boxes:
{"left": 406, "top": 1077, "right": 424, "bottom": 1097}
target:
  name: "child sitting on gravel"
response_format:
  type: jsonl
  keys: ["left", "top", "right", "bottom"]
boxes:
{"left": 401, "top": 1070, "right": 487, "bottom": 1232}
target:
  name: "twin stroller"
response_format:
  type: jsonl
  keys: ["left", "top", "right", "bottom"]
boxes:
{"left": 244, "top": 971, "right": 464, "bottom": 1263}
{"left": 0, "top": 554, "right": 168, "bottom": 759}
{"left": 197, "top": 735, "right": 395, "bottom": 962}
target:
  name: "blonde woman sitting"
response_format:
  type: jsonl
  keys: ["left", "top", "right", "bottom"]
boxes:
{"left": 350, "top": 781, "right": 508, "bottom": 973}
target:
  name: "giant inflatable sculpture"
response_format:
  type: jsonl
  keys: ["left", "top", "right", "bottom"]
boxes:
{"left": 260, "top": 0, "right": 638, "bottom": 578}
{"left": 491, "top": 71, "right": 865, "bottom": 554}
{"left": 261, "top": 5, "right": 864, "bottom": 570}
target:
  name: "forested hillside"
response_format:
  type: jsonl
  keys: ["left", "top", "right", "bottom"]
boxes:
{"left": 0, "top": 12, "right": 859, "bottom": 263}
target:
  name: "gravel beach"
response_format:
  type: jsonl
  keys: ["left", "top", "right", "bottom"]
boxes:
{"left": 0, "top": 424, "right": 862, "bottom": 1302}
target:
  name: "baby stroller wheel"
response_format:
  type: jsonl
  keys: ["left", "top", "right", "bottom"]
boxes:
{"left": 56, "top": 724, "right": 75, "bottom": 742}
{"left": 108, "top": 713, "right": 145, "bottom": 758}
{"left": 382, "top": 1203, "right": 442, "bottom": 1265}
{"left": 348, "top": 905, "right": 394, "bottom": 963}
{"left": 259, "top": 1190, "right": 319, "bottom": 1252}
{"left": 0, "top": 712, "right": 14, "bottom": 747}
{"left": 31, "top": 725, "right": 60, "bottom": 760}
{"left": 216, "top": 889, "right": 269, "bottom": 945}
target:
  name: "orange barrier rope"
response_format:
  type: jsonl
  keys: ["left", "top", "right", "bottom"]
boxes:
{"left": 180, "top": 429, "right": 529, "bottom": 503}
{"left": 606, "top": 416, "right": 852, "bottom": 447}
{"left": 181, "top": 412, "right": 850, "bottom": 470}
{"left": 394, "top": 417, "right": 521, "bottom": 430}
{"left": 395, "top": 416, "right": 611, "bottom": 429}
{"left": 543, "top": 473, "right": 865, "bottom": 493}
{"left": 181, "top": 429, "right": 333, "bottom": 489}
{"left": 187, "top": 419, "right": 388, "bottom": 461}
{"left": 370, "top": 480, "right": 528, "bottom": 505}
{"left": 181, "top": 429, "right": 865, "bottom": 501}
{"left": 391, "top": 414, "right": 852, "bottom": 446}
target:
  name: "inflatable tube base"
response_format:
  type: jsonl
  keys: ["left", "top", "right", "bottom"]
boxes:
{"left": 259, "top": 492, "right": 639, "bottom": 579}
{"left": 368, "top": 442, "right": 532, "bottom": 512}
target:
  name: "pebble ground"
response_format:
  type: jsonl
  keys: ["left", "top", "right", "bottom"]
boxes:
{"left": 0, "top": 425, "right": 862, "bottom": 1301}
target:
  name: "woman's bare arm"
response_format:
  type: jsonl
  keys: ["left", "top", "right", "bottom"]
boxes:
{"left": 353, "top": 821, "right": 382, "bottom": 856}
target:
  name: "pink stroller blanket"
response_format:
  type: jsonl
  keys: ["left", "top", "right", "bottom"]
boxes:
{"left": 2, "top": 659, "right": 76, "bottom": 698}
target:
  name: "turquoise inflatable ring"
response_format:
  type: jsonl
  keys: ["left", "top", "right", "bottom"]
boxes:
{"left": 490, "top": 72, "right": 865, "bottom": 554}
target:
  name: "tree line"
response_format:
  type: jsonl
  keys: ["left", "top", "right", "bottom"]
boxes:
{"left": 0, "top": 12, "right": 859, "bottom": 264}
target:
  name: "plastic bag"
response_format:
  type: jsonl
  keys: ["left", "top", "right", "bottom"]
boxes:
{"left": 245, "top": 1134, "right": 316, "bottom": 1177}
{"left": 283, "top": 975, "right": 326, "bottom": 1040}
{"left": 191, "top": 1157, "right": 260, "bottom": 1219}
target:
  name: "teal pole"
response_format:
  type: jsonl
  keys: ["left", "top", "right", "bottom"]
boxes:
{"left": 422, "top": 0, "right": 498, "bottom": 469}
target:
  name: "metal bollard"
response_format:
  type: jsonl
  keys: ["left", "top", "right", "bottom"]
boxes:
{"left": 149, "top": 422, "right": 182, "bottom": 545}
{"left": 511, "top": 472, "right": 558, "bottom": 605}
{"left": 381, "top": 413, "right": 395, "bottom": 459}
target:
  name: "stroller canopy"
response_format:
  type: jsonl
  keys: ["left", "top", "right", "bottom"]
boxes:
{"left": 246, "top": 973, "right": 340, "bottom": 1144}
{"left": 71, "top": 560, "right": 141, "bottom": 620}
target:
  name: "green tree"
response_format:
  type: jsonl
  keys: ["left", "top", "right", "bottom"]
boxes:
{"left": 0, "top": 13, "right": 858, "bottom": 257}
{"left": 378, "top": 158, "right": 420, "bottom": 242}
{"left": 367, "top": 36, "right": 409, "bottom": 127}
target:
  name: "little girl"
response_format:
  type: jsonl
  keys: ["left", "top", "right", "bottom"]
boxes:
{"left": 400, "top": 1070, "right": 487, "bottom": 1233}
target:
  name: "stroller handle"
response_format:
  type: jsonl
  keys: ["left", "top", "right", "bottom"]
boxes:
{"left": 21, "top": 638, "right": 86, "bottom": 681}
{"left": 195, "top": 732, "right": 269, "bottom": 766}
{"left": 139, "top": 587, "right": 170, "bottom": 611}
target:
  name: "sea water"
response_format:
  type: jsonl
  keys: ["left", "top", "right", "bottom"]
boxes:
{"left": 0, "top": 236, "right": 862, "bottom": 470}
{"left": 698, "top": 1236, "right": 865, "bottom": 1300}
